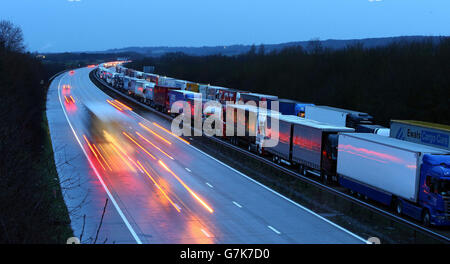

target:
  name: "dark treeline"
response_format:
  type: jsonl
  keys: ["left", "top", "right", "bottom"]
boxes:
{"left": 0, "top": 20, "right": 72, "bottom": 243}
{"left": 127, "top": 38, "right": 450, "bottom": 126}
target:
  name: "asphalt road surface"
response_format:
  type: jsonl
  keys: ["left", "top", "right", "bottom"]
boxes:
{"left": 46, "top": 67, "right": 366, "bottom": 244}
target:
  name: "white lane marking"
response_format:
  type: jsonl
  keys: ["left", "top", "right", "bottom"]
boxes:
{"left": 205, "top": 182, "right": 214, "bottom": 188}
{"left": 268, "top": 225, "right": 281, "bottom": 235}
{"left": 201, "top": 229, "right": 211, "bottom": 238}
{"left": 91, "top": 69, "right": 366, "bottom": 243}
{"left": 185, "top": 167, "right": 191, "bottom": 172}
{"left": 232, "top": 201, "right": 242, "bottom": 208}
{"left": 183, "top": 140, "right": 367, "bottom": 243}
{"left": 56, "top": 74, "right": 142, "bottom": 244}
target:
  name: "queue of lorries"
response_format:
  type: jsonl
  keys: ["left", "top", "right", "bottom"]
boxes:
{"left": 96, "top": 63, "right": 450, "bottom": 227}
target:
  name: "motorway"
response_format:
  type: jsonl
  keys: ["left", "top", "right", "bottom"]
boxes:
{"left": 46, "top": 67, "right": 366, "bottom": 244}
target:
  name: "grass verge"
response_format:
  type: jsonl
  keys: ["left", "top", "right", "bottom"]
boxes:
{"left": 37, "top": 112, "right": 74, "bottom": 243}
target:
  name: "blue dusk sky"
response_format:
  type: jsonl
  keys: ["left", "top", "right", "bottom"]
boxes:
{"left": 1, "top": 0, "right": 449, "bottom": 52}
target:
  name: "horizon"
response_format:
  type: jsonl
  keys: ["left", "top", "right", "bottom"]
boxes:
{"left": 1, "top": 0, "right": 449, "bottom": 53}
{"left": 41, "top": 35, "right": 448, "bottom": 55}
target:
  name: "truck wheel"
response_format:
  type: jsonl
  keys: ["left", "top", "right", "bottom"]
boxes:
{"left": 299, "top": 166, "right": 306, "bottom": 176}
{"left": 321, "top": 174, "right": 328, "bottom": 184}
{"left": 257, "top": 146, "right": 263, "bottom": 155}
{"left": 422, "top": 210, "right": 431, "bottom": 227}
{"left": 395, "top": 200, "right": 403, "bottom": 215}
{"left": 273, "top": 156, "right": 281, "bottom": 164}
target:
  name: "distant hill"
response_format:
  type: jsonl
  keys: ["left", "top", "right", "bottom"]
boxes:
{"left": 100, "top": 36, "right": 445, "bottom": 57}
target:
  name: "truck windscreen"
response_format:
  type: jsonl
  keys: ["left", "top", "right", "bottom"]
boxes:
{"left": 439, "top": 180, "right": 450, "bottom": 195}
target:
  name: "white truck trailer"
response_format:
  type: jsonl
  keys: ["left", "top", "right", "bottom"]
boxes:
{"left": 337, "top": 133, "right": 450, "bottom": 226}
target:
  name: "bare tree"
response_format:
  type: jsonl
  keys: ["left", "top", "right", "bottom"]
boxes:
{"left": 307, "top": 38, "right": 323, "bottom": 54}
{"left": 0, "top": 20, "right": 25, "bottom": 52}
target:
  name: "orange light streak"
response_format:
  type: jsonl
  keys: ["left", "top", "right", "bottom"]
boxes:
{"left": 114, "top": 100, "right": 132, "bottom": 111}
{"left": 107, "top": 99, "right": 123, "bottom": 111}
{"left": 122, "top": 132, "right": 156, "bottom": 160}
{"left": 136, "top": 132, "right": 174, "bottom": 160}
{"left": 110, "top": 100, "right": 123, "bottom": 110}
{"left": 152, "top": 122, "right": 190, "bottom": 145}
{"left": 83, "top": 135, "right": 106, "bottom": 171}
{"left": 92, "top": 144, "right": 112, "bottom": 171}
{"left": 109, "top": 143, "right": 136, "bottom": 172}
{"left": 127, "top": 157, "right": 143, "bottom": 173}
{"left": 158, "top": 160, "right": 213, "bottom": 213}
{"left": 104, "top": 131, "right": 136, "bottom": 172}
{"left": 136, "top": 161, "right": 180, "bottom": 213}
{"left": 139, "top": 122, "right": 172, "bottom": 145}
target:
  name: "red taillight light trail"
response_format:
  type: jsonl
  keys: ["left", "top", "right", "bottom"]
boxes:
{"left": 83, "top": 135, "right": 106, "bottom": 171}
{"left": 65, "top": 95, "right": 75, "bottom": 104}
{"left": 62, "top": 85, "right": 71, "bottom": 96}
{"left": 136, "top": 160, "right": 181, "bottom": 213}
{"left": 122, "top": 132, "right": 156, "bottom": 160}
{"left": 152, "top": 122, "right": 190, "bottom": 145}
{"left": 158, "top": 160, "right": 213, "bottom": 214}
{"left": 139, "top": 122, "right": 172, "bottom": 145}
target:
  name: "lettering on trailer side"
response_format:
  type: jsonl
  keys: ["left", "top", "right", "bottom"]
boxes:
{"left": 394, "top": 126, "right": 449, "bottom": 149}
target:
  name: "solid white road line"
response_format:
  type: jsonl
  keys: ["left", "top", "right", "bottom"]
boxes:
{"left": 185, "top": 167, "right": 191, "bottom": 172}
{"left": 268, "top": 226, "right": 281, "bottom": 235}
{"left": 205, "top": 182, "right": 214, "bottom": 188}
{"left": 56, "top": 74, "right": 142, "bottom": 244}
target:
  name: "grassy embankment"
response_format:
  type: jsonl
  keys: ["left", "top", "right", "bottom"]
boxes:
{"left": 0, "top": 48, "right": 73, "bottom": 243}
